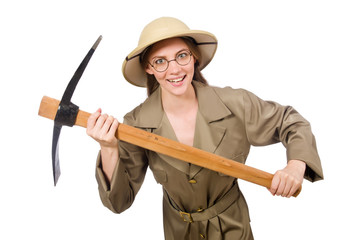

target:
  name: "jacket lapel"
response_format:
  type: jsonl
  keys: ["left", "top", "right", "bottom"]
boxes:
{"left": 133, "top": 82, "right": 232, "bottom": 178}
{"left": 153, "top": 115, "right": 191, "bottom": 175}
{"left": 134, "top": 86, "right": 190, "bottom": 175}
{"left": 190, "top": 82, "right": 232, "bottom": 178}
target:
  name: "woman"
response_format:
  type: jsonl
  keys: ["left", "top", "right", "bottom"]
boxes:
{"left": 87, "top": 17, "right": 323, "bottom": 240}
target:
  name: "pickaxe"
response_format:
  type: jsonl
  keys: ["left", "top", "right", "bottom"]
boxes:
{"left": 38, "top": 36, "right": 301, "bottom": 197}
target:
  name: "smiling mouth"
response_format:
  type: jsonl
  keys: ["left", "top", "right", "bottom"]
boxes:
{"left": 167, "top": 76, "right": 185, "bottom": 83}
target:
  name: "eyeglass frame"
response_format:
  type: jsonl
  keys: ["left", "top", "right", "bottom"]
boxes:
{"left": 147, "top": 50, "right": 193, "bottom": 73}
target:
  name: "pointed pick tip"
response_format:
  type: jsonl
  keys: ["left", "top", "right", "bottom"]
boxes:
{"left": 53, "top": 168, "right": 61, "bottom": 186}
{"left": 92, "top": 35, "right": 103, "bottom": 50}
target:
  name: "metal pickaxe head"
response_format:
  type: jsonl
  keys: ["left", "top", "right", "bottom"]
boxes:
{"left": 51, "top": 35, "right": 102, "bottom": 185}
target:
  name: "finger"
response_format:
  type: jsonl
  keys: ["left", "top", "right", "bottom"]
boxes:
{"left": 95, "top": 114, "right": 109, "bottom": 131}
{"left": 104, "top": 115, "right": 114, "bottom": 132}
{"left": 109, "top": 117, "right": 119, "bottom": 136}
{"left": 269, "top": 172, "right": 281, "bottom": 196}
{"left": 87, "top": 109, "right": 102, "bottom": 132}
{"left": 287, "top": 181, "right": 302, "bottom": 198}
{"left": 275, "top": 176, "right": 286, "bottom": 196}
{"left": 88, "top": 114, "right": 108, "bottom": 140}
{"left": 282, "top": 177, "right": 293, "bottom": 198}
{"left": 103, "top": 117, "right": 119, "bottom": 145}
{"left": 100, "top": 115, "right": 115, "bottom": 139}
{"left": 87, "top": 110, "right": 101, "bottom": 127}
{"left": 275, "top": 179, "right": 286, "bottom": 196}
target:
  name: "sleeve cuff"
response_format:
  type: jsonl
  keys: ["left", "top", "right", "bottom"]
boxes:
{"left": 95, "top": 151, "right": 110, "bottom": 192}
{"left": 95, "top": 151, "right": 126, "bottom": 192}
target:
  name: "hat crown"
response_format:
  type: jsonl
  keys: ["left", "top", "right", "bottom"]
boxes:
{"left": 138, "top": 17, "right": 190, "bottom": 47}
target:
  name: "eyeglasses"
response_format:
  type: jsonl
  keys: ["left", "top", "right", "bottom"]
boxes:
{"left": 148, "top": 50, "right": 193, "bottom": 72}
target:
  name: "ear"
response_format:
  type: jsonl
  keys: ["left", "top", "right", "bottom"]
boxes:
{"left": 192, "top": 55, "right": 197, "bottom": 65}
{"left": 145, "top": 65, "right": 154, "bottom": 75}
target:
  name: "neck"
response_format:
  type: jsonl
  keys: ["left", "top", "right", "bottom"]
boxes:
{"left": 161, "top": 86, "right": 198, "bottom": 114}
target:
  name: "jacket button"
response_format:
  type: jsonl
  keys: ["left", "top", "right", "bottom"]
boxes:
{"left": 200, "top": 233, "right": 206, "bottom": 238}
{"left": 188, "top": 179, "right": 197, "bottom": 184}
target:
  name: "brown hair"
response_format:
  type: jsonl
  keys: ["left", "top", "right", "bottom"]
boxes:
{"left": 140, "top": 37, "right": 209, "bottom": 96}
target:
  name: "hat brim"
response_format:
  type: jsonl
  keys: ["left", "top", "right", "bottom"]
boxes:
{"left": 122, "top": 30, "right": 217, "bottom": 87}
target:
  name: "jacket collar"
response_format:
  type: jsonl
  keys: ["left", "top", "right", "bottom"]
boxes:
{"left": 133, "top": 81, "right": 232, "bottom": 178}
{"left": 134, "top": 81, "right": 232, "bottom": 129}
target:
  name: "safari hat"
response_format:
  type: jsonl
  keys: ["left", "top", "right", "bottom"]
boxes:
{"left": 122, "top": 17, "right": 218, "bottom": 87}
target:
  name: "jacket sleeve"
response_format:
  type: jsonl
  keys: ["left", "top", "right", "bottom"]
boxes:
{"left": 241, "top": 89, "right": 323, "bottom": 182}
{"left": 95, "top": 113, "right": 148, "bottom": 214}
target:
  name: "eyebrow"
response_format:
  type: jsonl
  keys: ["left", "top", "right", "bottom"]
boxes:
{"left": 151, "top": 48, "right": 189, "bottom": 60}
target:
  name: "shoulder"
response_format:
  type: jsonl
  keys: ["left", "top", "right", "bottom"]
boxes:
{"left": 206, "top": 84, "right": 258, "bottom": 109}
{"left": 212, "top": 85, "right": 249, "bottom": 97}
{"left": 123, "top": 104, "right": 142, "bottom": 126}
{"left": 123, "top": 87, "right": 163, "bottom": 128}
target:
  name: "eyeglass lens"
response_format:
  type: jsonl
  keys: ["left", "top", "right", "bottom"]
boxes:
{"left": 151, "top": 50, "right": 192, "bottom": 72}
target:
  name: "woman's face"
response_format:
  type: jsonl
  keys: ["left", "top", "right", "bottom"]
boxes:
{"left": 145, "top": 38, "right": 196, "bottom": 97}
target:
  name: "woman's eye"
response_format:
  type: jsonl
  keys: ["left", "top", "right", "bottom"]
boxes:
{"left": 178, "top": 52, "right": 188, "bottom": 59}
{"left": 154, "top": 58, "right": 166, "bottom": 65}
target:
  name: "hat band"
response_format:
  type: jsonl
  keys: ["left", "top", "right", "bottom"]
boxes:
{"left": 126, "top": 52, "right": 142, "bottom": 62}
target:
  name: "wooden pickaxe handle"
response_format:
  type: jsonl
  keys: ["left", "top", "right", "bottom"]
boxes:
{"left": 38, "top": 95, "right": 301, "bottom": 197}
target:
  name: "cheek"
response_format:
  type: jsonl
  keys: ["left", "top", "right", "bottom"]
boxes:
{"left": 188, "top": 58, "right": 196, "bottom": 72}
{"left": 186, "top": 62, "right": 195, "bottom": 76}
{"left": 153, "top": 71, "right": 167, "bottom": 83}
{"left": 145, "top": 66, "right": 165, "bottom": 82}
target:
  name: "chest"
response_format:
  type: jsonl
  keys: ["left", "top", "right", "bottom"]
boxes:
{"left": 165, "top": 108, "right": 198, "bottom": 146}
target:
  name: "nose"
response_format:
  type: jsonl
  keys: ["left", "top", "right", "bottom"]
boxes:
{"left": 167, "top": 59, "right": 181, "bottom": 73}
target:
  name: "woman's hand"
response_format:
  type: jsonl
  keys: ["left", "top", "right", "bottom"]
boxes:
{"left": 269, "top": 160, "right": 306, "bottom": 198}
{"left": 87, "top": 108, "right": 119, "bottom": 149}
{"left": 87, "top": 108, "right": 119, "bottom": 182}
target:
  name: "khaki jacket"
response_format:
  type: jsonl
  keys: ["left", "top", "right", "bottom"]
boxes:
{"left": 96, "top": 81, "right": 323, "bottom": 240}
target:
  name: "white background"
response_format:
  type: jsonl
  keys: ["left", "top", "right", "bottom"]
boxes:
{"left": 1, "top": 0, "right": 361, "bottom": 239}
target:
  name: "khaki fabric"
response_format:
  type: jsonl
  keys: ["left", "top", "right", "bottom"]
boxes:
{"left": 96, "top": 81, "right": 323, "bottom": 239}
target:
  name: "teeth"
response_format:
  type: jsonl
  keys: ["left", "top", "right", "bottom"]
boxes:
{"left": 168, "top": 77, "right": 184, "bottom": 83}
